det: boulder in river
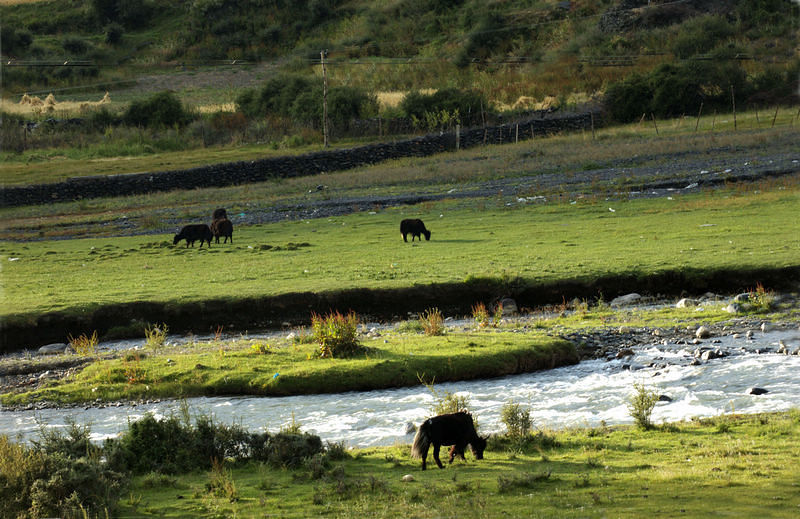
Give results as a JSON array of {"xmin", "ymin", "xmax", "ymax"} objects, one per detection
[
  {"xmin": 695, "ymin": 326, "xmax": 712, "ymax": 339},
  {"xmin": 676, "ymin": 298, "xmax": 698, "ymax": 308},
  {"xmin": 747, "ymin": 387, "xmax": 769, "ymax": 395}
]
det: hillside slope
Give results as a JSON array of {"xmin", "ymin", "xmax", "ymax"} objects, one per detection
[{"xmin": 2, "ymin": 0, "xmax": 797, "ymax": 112}]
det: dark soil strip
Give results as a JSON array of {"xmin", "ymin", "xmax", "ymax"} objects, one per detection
[{"xmin": 3, "ymin": 265, "xmax": 798, "ymax": 353}]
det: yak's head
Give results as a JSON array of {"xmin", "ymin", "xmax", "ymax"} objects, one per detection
[
  {"xmin": 470, "ymin": 435, "xmax": 488, "ymax": 460},
  {"xmin": 424, "ymin": 230, "xmax": 431, "ymax": 241},
  {"xmin": 173, "ymin": 234, "xmax": 181, "ymax": 245}
]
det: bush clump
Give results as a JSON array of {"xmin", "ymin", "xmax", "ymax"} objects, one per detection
[
  {"xmin": 628, "ymin": 382, "xmax": 660, "ymax": 430},
  {"xmin": 500, "ymin": 400, "xmax": 532, "ymax": 438},
  {"xmin": 311, "ymin": 310, "xmax": 361, "ymax": 358},
  {"xmin": 1, "ymin": 422, "xmax": 127, "ymax": 519},
  {"xmin": 123, "ymin": 91, "xmax": 192, "ymax": 129}
]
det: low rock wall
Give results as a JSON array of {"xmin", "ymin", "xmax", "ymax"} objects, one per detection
[{"xmin": 0, "ymin": 111, "xmax": 601, "ymax": 208}]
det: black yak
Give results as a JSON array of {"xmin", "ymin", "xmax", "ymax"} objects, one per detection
[
  {"xmin": 210, "ymin": 218, "xmax": 233, "ymax": 244},
  {"xmin": 400, "ymin": 219, "xmax": 431, "ymax": 242},
  {"xmin": 410, "ymin": 411, "xmax": 487, "ymax": 470},
  {"xmin": 173, "ymin": 224, "xmax": 213, "ymax": 248}
]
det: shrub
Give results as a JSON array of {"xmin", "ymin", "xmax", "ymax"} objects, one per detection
[
  {"xmin": 748, "ymin": 282, "xmax": 775, "ymax": 311},
  {"xmin": 68, "ymin": 330, "xmax": 98, "ymax": 356},
  {"xmin": 628, "ymin": 382, "xmax": 660, "ymax": 430},
  {"xmin": 500, "ymin": 401, "xmax": 532, "ymax": 438},
  {"xmin": 401, "ymin": 88, "xmax": 488, "ymax": 127},
  {"xmin": 311, "ymin": 310, "xmax": 361, "ymax": 358},
  {"xmin": 1, "ymin": 424, "xmax": 128, "ymax": 519},
  {"xmin": 144, "ymin": 322, "xmax": 168, "ymax": 350},
  {"xmin": 419, "ymin": 307, "xmax": 445, "ymax": 336},
  {"xmin": 61, "ymin": 35, "xmax": 89, "ymax": 55},
  {"xmin": 104, "ymin": 22, "xmax": 124, "ymax": 45},
  {"xmin": 124, "ymin": 91, "xmax": 191, "ymax": 129},
  {"xmin": 472, "ymin": 302, "xmax": 490, "ymax": 327}
]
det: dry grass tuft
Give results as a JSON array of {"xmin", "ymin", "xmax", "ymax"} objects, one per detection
[{"xmin": 4, "ymin": 92, "xmax": 112, "ymax": 116}]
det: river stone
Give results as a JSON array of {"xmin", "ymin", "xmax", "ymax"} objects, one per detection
[
  {"xmin": 402, "ymin": 474, "xmax": 415, "ymax": 482},
  {"xmin": 760, "ymin": 322, "xmax": 773, "ymax": 333},
  {"xmin": 37, "ymin": 343, "xmax": 68, "ymax": 355},
  {"xmin": 695, "ymin": 326, "xmax": 711, "ymax": 339},
  {"xmin": 676, "ymin": 298, "xmax": 698, "ymax": 308},
  {"xmin": 725, "ymin": 303, "xmax": 742, "ymax": 314},
  {"xmin": 658, "ymin": 395, "xmax": 673, "ymax": 402},
  {"xmin": 701, "ymin": 349, "xmax": 723, "ymax": 361},
  {"xmin": 610, "ymin": 293, "xmax": 641, "ymax": 307},
  {"xmin": 733, "ymin": 293, "xmax": 750, "ymax": 303},
  {"xmin": 499, "ymin": 298, "xmax": 518, "ymax": 315},
  {"xmin": 405, "ymin": 422, "xmax": 417, "ymax": 435},
  {"xmin": 747, "ymin": 387, "xmax": 769, "ymax": 395}
]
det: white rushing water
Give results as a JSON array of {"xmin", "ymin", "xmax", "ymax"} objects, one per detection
[{"xmin": 1, "ymin": 329, "xmax": 798, "ymax": 447}]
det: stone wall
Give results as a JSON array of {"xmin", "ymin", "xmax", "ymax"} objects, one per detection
[{"xmin": 0, "ymin": 111, "xmax": 602, "ymax": 208}]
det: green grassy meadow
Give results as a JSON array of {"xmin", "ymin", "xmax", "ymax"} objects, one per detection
[
  {"xmin": 0, "ymin": 329, "xmax": 577, "ymax": 406},
  {"xmin": 117, "ymin": 411, "xmax": 800, "ymax": 519},
  {"xmin": 2, "ymin": 182, "xmax": 798, "ymax": 319}
]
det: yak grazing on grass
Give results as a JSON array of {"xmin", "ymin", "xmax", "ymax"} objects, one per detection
[
  {"xmin": 210, "ymin": 218, "xmax": 233, "ymax": 244},
  {"xmin": 400, "ymin": 219, "xmax": 431, "ymax": 242},
  {"xmin": 173, "ymin": 224, "xmax": 213, "ymax": 248}
]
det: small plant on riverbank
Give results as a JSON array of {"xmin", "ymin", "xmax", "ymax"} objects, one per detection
[
  {"xmin": 471, "ymin": 302, "xmax": 503, "ymax": 328},
  {"xmin": 249, "ymin": 341, "xmax": 272, "ymax": 354},
  {"xmin": 501, "ymin": 400, "xmax": 532, "ymax": 438},
  {"xmin": 68, "ymin": 330, "xmax": 98, "ymax": 356},
  {"xmin": 311, "ymin": 311, "xmax": 361, "ymax": 358},
  {"xmin": 144, "ymin": 323, "xmax": 168, "ymax": 350},
  {"xmin": 419, "ymin": 307, "xmax": 445, "ymax": 336},
  {"xmin": 419, "ymin": 375, "xmax": 472, "ymax": 417},
  {"xmin": 748, "ymin": 282, "xmax": 775, "ymax": 311},
  {"xmin": 206, "ymin": 458, "xmax": 238, "ymax": 502},
  {"xmin": 472, "ymin": 302, "xmax": 490, "ymax": 327},
  {"xmin": 628, "ymin": 382, "xmax": 660, "ymax": 430}
]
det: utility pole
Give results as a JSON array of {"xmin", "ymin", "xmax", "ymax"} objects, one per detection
[{"xmin": 321, "ymin": 49, "xmax": 329, "ymax": 148}]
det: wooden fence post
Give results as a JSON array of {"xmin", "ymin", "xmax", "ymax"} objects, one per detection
[
  {"xmin": 650, "ymin": 113, "xmax": 659, "ymax": 135},
  {"xmin": 694, "ymin": 101, "xmax": 703, "ymax": 132},
  {"xmin": 771, "ymin": 106, "xmax": 778, "ymax": 128},
  {"xmin": 731, "ymin": 85, "xmax": 737, "ymax": 131}
]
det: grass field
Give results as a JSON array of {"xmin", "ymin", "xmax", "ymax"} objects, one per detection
[
  {"xmin": 2, "ymin": 182, "xmax": 798, "ymax": 319},
  {"xmin": 116, "ymin": 411, "xmax": 800, "ymax": 518}
]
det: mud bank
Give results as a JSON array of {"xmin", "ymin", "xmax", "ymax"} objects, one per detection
[{"xmin": 3, "ymin": 265, "xmax": 799, "ymax": 353}]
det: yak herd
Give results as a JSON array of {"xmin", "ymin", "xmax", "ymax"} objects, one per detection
[
  {"xmin": 173, "ymin": 208, "xmax": 234, "ymax": 248},
  {"xmin": 173, "ymin": 212, "xmax": 431, "ymax": 248}
]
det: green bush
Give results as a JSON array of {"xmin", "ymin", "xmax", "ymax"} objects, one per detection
[
  {"xmin": 124, "ymin": 91, "xmax": 192, "ymax": 129},
  {"xmin": 401, "ymin": 88, "xmax": 487, "ymax": 126},
  {"xmin": 1, "ymin": 424, "xmax": 127, "ymax": 519},
  {"xmin": 672, "ymin": 14, "xmax": 735, "ymax": 59},
  {"xmin": 61, "ymin": 35, "xmax": 89, "ymax": 55},
  {"xmin": 311, "ymin": 310, "xmax": 361, "ymax": 358},
  {"xmin": 628, "ymin": 382, "xmax": 660, "ymax": 430},
  {"xmin": 500, "ymin": 401, "xmax": 532, "ymax": 438}
]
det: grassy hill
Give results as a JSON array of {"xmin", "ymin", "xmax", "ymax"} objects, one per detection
[{"xmin": 2, "ymin": 0, "xmax": 797, "ymax": 112}]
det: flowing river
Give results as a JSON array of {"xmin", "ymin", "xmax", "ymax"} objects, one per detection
[{"xmin": 2, "ymin": 328, "xmax": 798, "ymax": 447}]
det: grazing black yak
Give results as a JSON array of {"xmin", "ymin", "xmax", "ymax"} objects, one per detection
[
  {"xmin": 400, "ymin": 219, "xmax": 431, "ymax": 242},
  {"xmin": 210, "ymin": 218, "xmax": 233, "ymax": 244},
  {"xmin": 410, "ymin": 411, "xmax": 487, "ymax": 470},
  {"xmin": 212, "ymin": 208, "xmax": 228, "ymax": 220},
  {"xmin": 173, "ymin": 224, "xmax": 213, "ymax": 248}
]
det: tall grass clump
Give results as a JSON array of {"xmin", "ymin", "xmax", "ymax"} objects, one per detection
[
  {"xmin": 144, "ymin": 322, "xmax": 168, "ymax": 350},
  {"xmin": 748, "ymin": 282, "xmax": 775, "ymax": 311},
  {"xmin": 68, "ymin": 330, "xmax": 98, "ymax": 356},
  {"xmin": 628, "ymin": 382, "xmax": 660, "ymax": 430},
  {"xmin": 419, "ymin": 375, "xmax": 472, "ymax": 417},
  {"xmin": 419, "ymin": 307, "xmax": 445, "ymax": 336},
  {"xmin": 311, "ymin": 310, "xmax": 361, "ymax": 358},
  {"xmin": 500, "ymin": 400, "xmax": 532, "ymax": 438}
]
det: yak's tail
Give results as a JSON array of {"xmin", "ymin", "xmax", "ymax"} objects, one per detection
[{"xmin": 410, "ymin": 423, "xmax": 430, "ymax": 459}]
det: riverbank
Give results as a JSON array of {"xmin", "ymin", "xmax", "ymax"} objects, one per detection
[
  {"xmin": 3, "ymin": 290, "xmax": 797, "ymax": 411},
  {"xmin": 118, "ymin": 410, "xmax": 800, "ymax": 518}
]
